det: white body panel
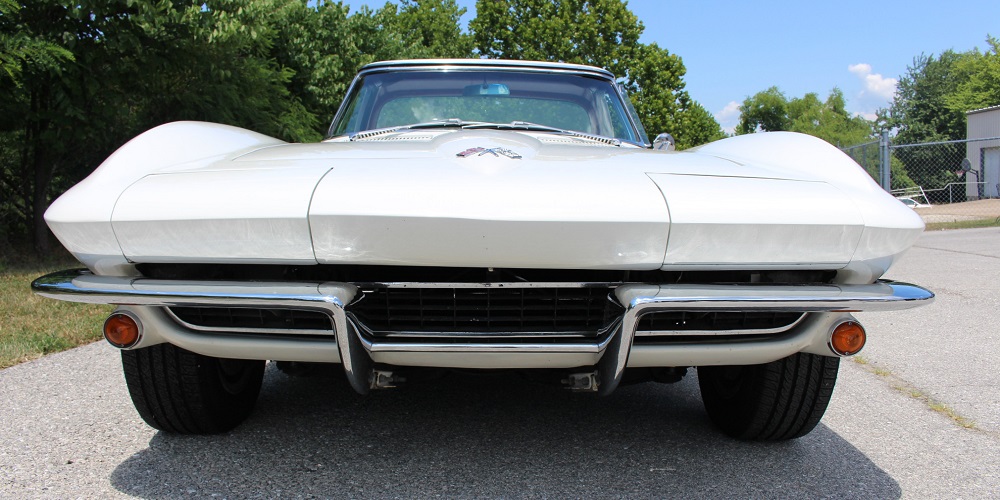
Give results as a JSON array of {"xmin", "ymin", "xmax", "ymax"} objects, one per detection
[
  {"xmin": 45, "ymin": 122, "xmax": 284, "ymax": 273},
  {"xmin": 650, "ymin": 174, "xmax": 865, "ymax": 268},
  {"xmin": 309, "ymin": 133, "xmax": 670, "ymax": 269},
  {"xmin": 46, "ymin": 123, "xmax": 924, "ymax": 280},
  {"xmin": 112, "ymin": 166, "xmax": 329, "ymax": 263}
]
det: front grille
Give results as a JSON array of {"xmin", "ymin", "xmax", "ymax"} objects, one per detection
[
  {"xmin": 349, "ymin": 287, "xmax": 623, "ymax": 335},
  {"xmin": 637, "ymin": 311, "xmax": 804, "ymax": 334},
  {"xmin": 164, "ymin": 290, "xmax": 803, "ymax": 341},
  {"xmin": 168, "ymin": 307, "xmax": 332, "ymax": 332}
]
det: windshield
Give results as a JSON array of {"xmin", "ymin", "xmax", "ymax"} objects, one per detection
[{"xmin": 328, "ymin": 69, "xmax": 648, "ymax": 145}]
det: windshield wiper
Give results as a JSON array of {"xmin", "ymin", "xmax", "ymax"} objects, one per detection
[
  {"xmin": 462, "ymin": 121, "xmax": 622, "ymax": 146},
  {"xmin": 349, "ymin": 118, "xmax": 486, "ymax": 141}
]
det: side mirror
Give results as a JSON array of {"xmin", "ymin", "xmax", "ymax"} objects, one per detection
[{"xmin": 653, "ymin": 133, "xmax": 675, "ymax": 151}]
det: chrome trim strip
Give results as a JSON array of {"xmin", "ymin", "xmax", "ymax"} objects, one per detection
[
  {"xmin": 33, "ymin": 271, "xmax": 933, "ymax": 326},
  {"xmin": 360, "ymin": 330, "xmax": 603, "ymax": 339},
  {"xmin": 357, "ymin": 282, "xmax": 620, "ymax": 289},
  {"xmin": 163, "ymin": 307, "xmax": 335, "ymax": 337},
  {"xmin": 32, "ymin": 270, "xmax": 357, "ymax": 311},
  {"xmin": 119, "ymin": 306, "xmax": 345, "ymax": 363},
  {"xmin": 634, "ymin": 313, "xmax": 807, "ymax": 337},
  {"xmin": 359, "ymin": 59, "xmax": 616, "ymax": 78},
  {"xmin": 613, "ymin": 282, "xmax": 934, "ymax": 313},
  {"xmin": 32, "ymin": 269, "xmax": 368, "ymax": 394},
  {"xmin": 347, "ymin": 307, "xmax": 621, "ymax": 339},
  {"xmin": 595, "ymin": 281, "xmax": 934, "ymax": 394},
  {"xmin": 352, "ymin": 317, "xmax": 621, "ymax": 355},
  {"xmin": 330, "ymin": 64, "xmax": 614, "ymax": 139},
  {"xmin": 326, "ymin": 61, "xmax": 647, "ymax": 146},
  {"xmin": 34, "ymin": 270, "xmax": 933, "ymax": 394}
]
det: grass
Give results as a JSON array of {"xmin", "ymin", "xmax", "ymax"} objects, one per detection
[
  {"xmin": 0, "ymin": 249, "xmax": 111, "ymax": 369},
  {"xmin": 851, "ymin": 357, "xmax": 979, "ymax": 431},
  {"xmin": 925, "ymin": 217, "xmax": 1000, "ymax": 231}
]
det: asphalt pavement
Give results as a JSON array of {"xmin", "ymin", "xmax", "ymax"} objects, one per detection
[{"xmin": 2, "ymin": 228, "xmax": 999, "ymax": 498}]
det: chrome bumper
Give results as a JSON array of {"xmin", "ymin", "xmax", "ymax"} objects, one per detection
[{"xmin": 33, "ymin": 270, "xmax": 934, "ymax": 395}]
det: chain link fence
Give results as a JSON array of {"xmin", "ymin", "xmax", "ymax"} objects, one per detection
[{"xmin": 842, "ymin": 135, "xmax": 1000, "ymax": 224}]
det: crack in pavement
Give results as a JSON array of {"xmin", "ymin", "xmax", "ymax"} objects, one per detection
[
  {"xmin": 850, "ymin": 358, "xmax": 1000, "ymax": 441},
  {"xmin": 913, "ymin": 244, "xmax": 1000, "ymax": 260}
]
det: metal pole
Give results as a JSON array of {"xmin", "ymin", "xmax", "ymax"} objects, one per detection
[{"xmin": 879, "ymin": 130, "xmax": 891, "ymax": 191}]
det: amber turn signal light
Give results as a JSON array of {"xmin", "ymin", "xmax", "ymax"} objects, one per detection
[
  {"xmin": 104, "ymin": 313, "xmax": 140, "ymax": 348},
  {"xmin": 830, "ymin": 321, "xmax": 866, "ymax": 356}
]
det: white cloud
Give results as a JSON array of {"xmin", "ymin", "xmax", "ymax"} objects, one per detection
[
  {"xmin": 716, "ymin": 101, "xmax": 741, "ymax": 121},
  {"xmin": 715, "ymin": 101, "xmax": 741, "ymax": 134},
  {"xmin": 848, "ymin": 63, "xmax": 897, "ymax": 101}
]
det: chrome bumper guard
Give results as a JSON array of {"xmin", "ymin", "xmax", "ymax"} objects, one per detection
[{"xmin": 32, "ymin": 270, "xmax": 934, "ymax": 395}]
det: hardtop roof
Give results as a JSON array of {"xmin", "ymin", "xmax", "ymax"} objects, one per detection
[{"xmin": 360, "ymin": 59, "xmax": 616, "ymax": 79}]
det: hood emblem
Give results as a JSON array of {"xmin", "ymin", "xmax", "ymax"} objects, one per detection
[{"xmin": 456, "ymin": 147, "xmax": 522, "ymax": 159}]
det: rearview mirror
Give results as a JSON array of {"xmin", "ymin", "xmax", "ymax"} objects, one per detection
[{"xmin": 463, "ymin": 83, "xmax": 510, "ymax": 96}]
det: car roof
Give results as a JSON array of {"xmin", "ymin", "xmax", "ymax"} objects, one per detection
[{"xmin": 360, "ymin": 59, "xmax": 616, "ymax": 79}]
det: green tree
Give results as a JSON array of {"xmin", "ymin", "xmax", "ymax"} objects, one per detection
[
  {"xmin": 885, "ymin": 51, "xmax": 967, "ymax": 144},
  {"xmin": 470, "ymin": 0, "xmax": 723, "ymax": 149},
  {"xmin": 392, "ymin": 0, "xmax": 473, "ymax": 58},
  {"xmin": 625, "ymin": 42, "xmax": 724, "ymax": 149},
  {"xmin": 882, "ymin": 51, "xmax": 970, "ymax": 193},
  {"xmin": 0, "ymin": 0, "xmax": 73, "ymax": 83},
  {"xmin": 1, "ymin": 0, "xmax": 476, "ymax": 253},
  {"xmin": 0, "ymin": 0, "xmax": 322, "ymax": 252},
  {"xmin": 472, "ymin": 0, "xmax": 641, "ymax": 77},
  {"xmin": 0, "ymin": 0, "xmax": 74, "ymax": 251},
  {"xmin": 269, "ymin": 0, "xmax": 473, "ymax": 135},
  {"xmin": 945, "ymin": 36, "xmax": 1000, "ymax": 114},
  {"xmin": 736, "ymin": 86, "xmax": 789, "ymax": 134},
  {"xmin": 736, "ymin": 87, "xmax": 873, "ymax": 147}
]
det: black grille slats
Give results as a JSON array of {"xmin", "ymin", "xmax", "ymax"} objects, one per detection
[
  {"xmin": 166, "ymin": 291, "xmax": 804, "ymax": 341},
  {"xmin": 350, "ymin": 287, "xmax": 622, "ymax": 335}
]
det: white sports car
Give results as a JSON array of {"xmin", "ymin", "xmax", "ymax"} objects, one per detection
[{"xmin": 33, "ymin": 59, "xmax": 933, "ymax": 440}]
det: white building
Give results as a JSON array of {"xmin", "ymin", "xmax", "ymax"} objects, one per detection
[{"xmin": 966, "ymin": 105, "xmax": 1000, "ymax": 199}]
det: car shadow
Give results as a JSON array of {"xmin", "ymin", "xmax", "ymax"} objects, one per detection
[{"xmin": 110, "ymin": 364, "xmax": 900, "ymax": 498}]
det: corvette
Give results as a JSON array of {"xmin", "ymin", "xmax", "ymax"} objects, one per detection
[{"xmin": 33, "ymin": 59, "xmax": 933, "ymax": 439}]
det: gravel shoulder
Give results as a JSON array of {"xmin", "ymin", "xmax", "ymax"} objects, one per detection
[{"xmin": 916, "ymin": 198, "xmax": 1000, "ymax": 222}]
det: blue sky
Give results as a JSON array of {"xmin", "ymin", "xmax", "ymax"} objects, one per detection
[{"xmin": 343, "ymin": 0, "xmax": 1000, "ymax": 133}]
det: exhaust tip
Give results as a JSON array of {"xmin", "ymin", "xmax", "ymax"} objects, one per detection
[
  {"xmin": 104, "ymin": 313, "xmax": 141, "ymax": 349},
  {"xmin": 829, "ymin": 321, "xmax": 866, "ymax": 356}
]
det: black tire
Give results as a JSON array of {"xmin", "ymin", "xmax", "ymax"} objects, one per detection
[
  {"xmin": 697, "ymin": 352, "xmax": 839, "ymax": 441},
  {"xmin": 121, "ymin": 343, "xmax": 266, "ymax": 434}
]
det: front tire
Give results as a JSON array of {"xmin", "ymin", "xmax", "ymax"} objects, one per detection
[
  {"xmin": 698, "ymin": 352, "xmax": 839, "ymax": 441},
  {"xmin": 122, "ymin": 344, "xmax": 266, "ymax": 434}
]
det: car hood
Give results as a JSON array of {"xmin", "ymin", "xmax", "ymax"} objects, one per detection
[
  {"xmin": 231, "ymin": 130, "xmax": 823, "ymax": 182},
  {"xmin": 49, "ymin": 126, "xmax": 923, "ymax": 279}
]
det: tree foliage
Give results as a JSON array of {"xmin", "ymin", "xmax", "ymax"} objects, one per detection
[
  {"xmin": 472, "ymin": 0, "xmax": 641, "ymax": 77},
  {"xmin": 471, "ymin": 0, "xmax": 723, "ymax": 149},
  {"xmin": 736, "ymin": 87, "xmax": 788, "ymax": 134},
  {"xmin": 736, "ymin": 87, "xmax": 874, "ymax": 147},
  {"xmin": 884, "ymin": 51, "xmax": 968, "ymax": 145},
  {"xmin": 0, "ymin": 0, "xmax": 474, "ymax": 252},
  {"xmin": 391, "ymin": 0, "xmax": 473, "ymax": 58},
  {"xmin": 945, "ymin": 36, "xmax": 1000, "ymax": 116},
  {"xmin": 879, "ymin": 41, "xmax": 1000, "ymax": 194},
  {"xmin": 2, "ymin": 0, "xmax": 724, "ymax": 253}
]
